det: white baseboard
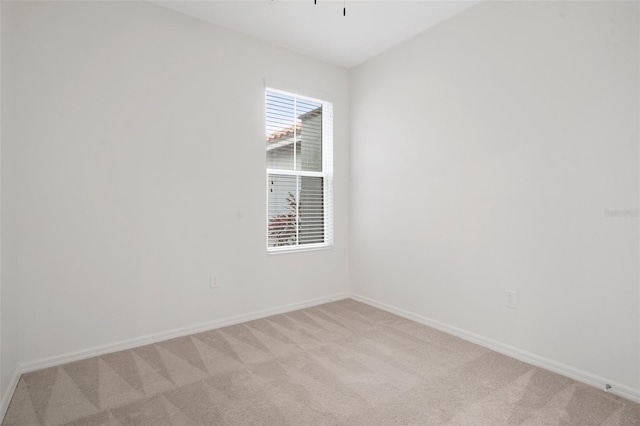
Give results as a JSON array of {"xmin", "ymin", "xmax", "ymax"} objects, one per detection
[
  {"xmin": 20, "ymin": 292, "xmax": 349, "ymax": 374},
  {"xmin": 350, "ymin": 293, "xmax": 640, "ymax": 403},
  {"xmin": 4, "ymin": 289, "xmax": 637, "ymax": 424},
  {"xmin": 1, "ymin": 292, "xmax": 347, "ymax": 423},
  {"xmin": 1, "ymin": 367, "xmax": 20, "ymax": 422}
]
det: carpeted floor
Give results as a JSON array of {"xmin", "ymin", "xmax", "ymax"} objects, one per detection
[{"xmin": 3, "ymin": 299, "xmax": 639, "ymax": 425}]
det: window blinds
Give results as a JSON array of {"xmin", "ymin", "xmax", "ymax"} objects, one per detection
[{"xmin": 266, "ymin": 89, "xmax": 333, "ymax": 250}]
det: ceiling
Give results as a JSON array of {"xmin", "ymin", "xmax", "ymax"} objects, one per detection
[{"xmin": 154, "ymin": 0, "xmax": 478, "ymax": 68}]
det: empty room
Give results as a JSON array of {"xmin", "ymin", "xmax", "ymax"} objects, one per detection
[{"xmin": 0, "ymin": 0, "xmax": 639, "ymax": 424}]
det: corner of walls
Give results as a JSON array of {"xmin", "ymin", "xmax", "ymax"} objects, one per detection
[
  {"xmin": 0, "ymin": 0, "xmax": 3, "ymax": 408},
  {"xmin": 0, "ymin": 1, "xmax": 21, "ymax": 421},
  {"xmin": 635, "ymin": 0, "xmax": 640, "ymax": 400},
  {"xmin": 0, "ymin": 0, "xmax": 3, "ymax": 412},
  {"xmin": 0, "ymin": 1, "xmax": 20, "ymax": 421},
  {"xmin": 0, "ymin": 368, "xmax": 19, "ymax": 422}
]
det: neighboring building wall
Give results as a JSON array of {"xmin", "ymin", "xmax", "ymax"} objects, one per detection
[
  {"xmin": 267, "ymin": 108, "xmax": 325, "ymax": 246},
  {"xmin": 299, "ymin": 111, "xmax": 324, "ymax": 245}
]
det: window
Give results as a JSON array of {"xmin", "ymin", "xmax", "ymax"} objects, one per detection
[{"xmin": 266, "ymin": 88, "xmax": 333, "ymax": 252}]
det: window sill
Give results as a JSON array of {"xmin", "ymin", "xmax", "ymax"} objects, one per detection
[{"xmin": 267, "ymin": 244, "xmax": 333, "ymax": 256}]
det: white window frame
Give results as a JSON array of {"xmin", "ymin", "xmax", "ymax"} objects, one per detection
[{"xmin": 265, "ymin": 87, "xmax": 334, "ymax": 254}]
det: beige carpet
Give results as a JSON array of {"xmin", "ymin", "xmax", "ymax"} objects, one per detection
[{"xmin": 3, "ymin": 299, "xmax": 639, "ymax": 425}]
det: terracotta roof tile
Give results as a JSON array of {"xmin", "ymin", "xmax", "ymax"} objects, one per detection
[{"xmin": 266, "ymin": 123, "xmax": 301, "ymax": 142}]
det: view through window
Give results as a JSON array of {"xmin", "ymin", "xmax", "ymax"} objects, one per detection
[{"xmin": 266, "ymin": 89, "xmax": 333, "ymax": 251}]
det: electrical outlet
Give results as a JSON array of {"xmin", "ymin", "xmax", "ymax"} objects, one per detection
[
  {"xmin": 505, "ymin": 290, "xmax": 518, "ymax": 309},
  {"xmin": 210, "ymin": 275, "xmax": 219, "ymax": 289}
]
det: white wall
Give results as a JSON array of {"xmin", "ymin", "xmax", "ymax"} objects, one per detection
[
  {"xmin": 1, "ymin": 0, "xmax": 19, "ymax": 409},
  {"xmin": 3, "ymin": 0, "xmax": 638, "ymax": 408},
  {"xmin": 350, "ymin": 0, "xmax": 639, "ymax": 393},
  {"xmin": 0, "ymin": 0, "xmax": 3, "ymax": 401},
  {"xmin": 7, "ymin": 1, "xmax": 350, "ymax": 365}
]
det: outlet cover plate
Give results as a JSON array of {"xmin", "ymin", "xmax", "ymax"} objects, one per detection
[{"xmin": 505, "ymin": 290, "xmax": 518, "ymax": 309}]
